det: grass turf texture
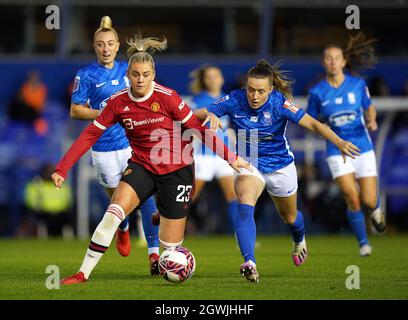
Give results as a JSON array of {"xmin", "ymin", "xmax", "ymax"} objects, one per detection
[{"xmin": 0, "ymin": 235, "xmax": 407, "ymax": 300}]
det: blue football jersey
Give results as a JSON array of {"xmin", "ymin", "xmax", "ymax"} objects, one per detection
[
  {"xmin": 190, "ymin": 91, "xmax": 231, "ymax": 156},
  {"xmin": 207, "ymin": 89, "xmax": 305, "ymax": 173},
  {"xmin": 71, "ymin": 60, "xmax": 129, "ymax": 152},
  {"xmin": 307, "ymin": 74, "xmax": 373, "ymax": 157}
]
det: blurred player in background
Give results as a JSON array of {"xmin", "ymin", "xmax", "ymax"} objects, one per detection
[
  {"xmin": 195, "ymin": 60, "xmax": 360, "ymax": 282},
  {"xmin": 70, "ymin": 16, "xmax": 160, "ymax": 269},
  {"xmin": 52, "ymin": 33, "xmax": 249, "ymax": 284},
  {"xmin": 189, "ymin": 65, "xmax": 238, "ymax": 231},
  {"xmin": 307, "ymin": 33, "xmax": 386, "ymax": 257}
]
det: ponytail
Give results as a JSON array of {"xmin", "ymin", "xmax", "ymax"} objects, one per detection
[
  {"xmin": 94, "ymin": 16, "xmax": 119, "ymax": 41},
  {"xmin": 127, "ymin": 32, "xmax": 167, "ymax": 69},
  {"xmin": 247, "ymin": 59, "xmax": 294, "ymax": 99}
]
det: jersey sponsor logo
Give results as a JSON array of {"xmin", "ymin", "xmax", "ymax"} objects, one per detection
[
  {"xmin": 73, "ymin": 76, "xmax": 80, "ymax": 92},
  {"xmin": 177, "ymin": 101, "xmax": 185, "ymax": 110},
  {"xmin": 335, "ymin": 97, "xmax": 343, "ymax": 104},
  {"xmin": 111, "ymin": 79, "xmax": 119, "ymax": 85},
  {"xmin": 250, "ymin": 116, "xmax": 258, "ymax": 122},
  {"xmin": 283, "ymin": 100, "xmax": 300, "ymax": 113},
  {"xmin": 347, "ymin": 92, "xmax": 356, "ymax": 104},
  {"xmin": 329, "ymin": 110, "xmax": 357, "ymax": 127},
  {"xmin": 151, "ymin": 102, "xmax": 161, "ymax": 112},
  {"xmin": 96, "ymin": 81, "xmax": 107, "ymax": 88},
  {"xmin": 237, "ymin": 131, "xmax": 273, "ymax": 143},
  {"xmin": 123, "ymin": 106, "xmax": 130, "ymax": 112},
  {"xmin": 214, "ymin": 95, "xmax": 229, "ymax": 104},
  {"xmin": 122, "ymin": 116, "xmax": 165, "ymax": 129}
]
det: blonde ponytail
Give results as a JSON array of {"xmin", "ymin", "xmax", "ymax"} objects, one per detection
[
  {"xmin": 94, "ymin": 16, "xmax": 119, "ymax": 41},
  {"xmin": 127, "ymin": 32, "xmax": 167, "ymax": 69}
]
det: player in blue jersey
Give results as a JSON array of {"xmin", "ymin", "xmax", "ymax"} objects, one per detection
[
  {"xmin": 70, "ymin": 16, "xmax": 160, "ymax": 274},
  {"xmin": 188, "ymin": 65, "xmax": 238, "ymax": 231},
  {"xmin": 307, "ymin": 33, "xmax": 386, "ymax": 257},
  {"xmin": 194, "ymin": 60, "xmax": 360, "ymax": 282}
]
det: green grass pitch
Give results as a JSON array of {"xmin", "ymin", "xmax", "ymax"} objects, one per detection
[{"xmin": 0, "ymin": 235, "xmax": 407, "ymax": 300}]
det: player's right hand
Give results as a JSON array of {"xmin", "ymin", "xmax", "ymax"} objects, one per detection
[
  {"xmin": 337, "ymin": 139, "xmax": 361, "ymax": 163},
  {"xmin": 230, "ymin": 156, "xmax": 252, "ymax": 173},
  {"xmin": 51, "ymin": 172, "xmax": 65, "ymax": 189},
  {"xmin": 202, "ymin": 112, "xmax": 223, "ymax": 131}
]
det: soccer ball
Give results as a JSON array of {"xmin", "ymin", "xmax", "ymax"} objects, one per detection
[{"xmin": 158, "ymin": 247, "xmax": 196, "ymax": 283}]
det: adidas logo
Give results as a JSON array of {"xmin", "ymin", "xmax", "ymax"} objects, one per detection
[{"xmin": 123, "ymin": 106, "xmax": 130, "ymax": 112}]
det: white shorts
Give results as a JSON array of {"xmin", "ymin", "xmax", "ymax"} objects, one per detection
[
  {"xmin": 91, "ymin": 146, "xmax": 132, "ymax": 188},
  {"xmin": 194, "ymin": 154, "xmax": 234, "ymax": 181},
  {"xmin": 326, "ymin": 150, "xmax": 378, "ymax": 180},
  {"xmin": 234, "ymin": 162, "xmax": 298, "ymax": 197}
]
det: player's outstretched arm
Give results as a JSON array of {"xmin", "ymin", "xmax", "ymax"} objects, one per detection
[
  {"xmin": 51, "ymin": 172, "xmax": 65, "ymax": 189},
  {"xmin": 298, "ymin": 113, "xmax": 360, "ymax": 163},
  {"xmin": 193, "ymin": 108, "xmax": 223, "ymax": 131},
  {"xmin": 70, "ymin": 103, "xmax": 100, "ymax": 120}
]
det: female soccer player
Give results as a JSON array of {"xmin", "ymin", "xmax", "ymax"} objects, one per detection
[
  {"xmin": 189, "ymin": 65, "xmax": 238, "ymax": 230},
  {"xmin": 194, "ymin": 60, "xmax": 360, "ymax": 282},
  {"xmin": 52, "ymin": 33, "xmax": 249, "ymax": 285},
  {"xmin": 307, "ymin": 33, "xmax": 386, "ymax": 257},
  {"xmin": 70, "ymin": 16, "xmax": 160, "ymax": 270}
]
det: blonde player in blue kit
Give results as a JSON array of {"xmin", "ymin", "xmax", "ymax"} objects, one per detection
[
  {"xmin": 70, "ymin": 16, "xmax": 160, "ymax": 274},
  {"xmin": 307, "ymin": 33, "xmax": 386, "ymax": 257},
  {"xmin": 194, "ymin": 60, "xmax": 360, "ymax": 282}
]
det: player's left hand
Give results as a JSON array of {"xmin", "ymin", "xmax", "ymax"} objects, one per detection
[
  {"xmin": 366, "ymin": 120, "xmax": 378, "ymax": 131},
  {"xmin": 202, "ymin": 112, "xmax": 223, "ymax": 131},
  {"xmin": 337, "ymin": 139, "xmax": 361, "ymax": 163}
]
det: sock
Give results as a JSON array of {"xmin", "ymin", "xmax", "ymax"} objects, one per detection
[
  {"xmin": 118, "ymin": 217, "xmax": 129, "ymax": 232},
  {"xmin": 140, "ymin": 196, "xmax": 159, "ymax": 254},
  {"xmin": 235, "ymin": 204, "xmax": 257, "ymax": 264},
  {"xmin": 159, "ymin": 238, "xmax": 183, "ymax": 251},
  {"xmin": 346, "ymin": 210, "xmax": 369, "ymax": 247},
  {"xmin": 227, "ymin": 200, "xmax": 239, "ymax": 230},
  {"xmin": 79, "ymin": 204, "xmax": 125, "ymax": 279},
  {"xmin": 287, "ymin": 211, "xmax": 305, "ymax": 244}
]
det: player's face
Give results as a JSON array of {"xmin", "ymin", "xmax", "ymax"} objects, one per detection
[
  {"xmin": 246, "ymin": 77, "xmax": 272, "ymax": 109},
  {"xmin": 322, "ymin": 47, "xmax": 346, "ymax": 77},
  {"xmin": 93, "ymin": 31, "xmax": 119, "ymax": 68},
  {"xmin": 127, "ymin": 62, "xmax": 155, "ymax": 97},
  {"xmin": 203, "ymin": 68, "xmax": 224, "ymax": 93}
]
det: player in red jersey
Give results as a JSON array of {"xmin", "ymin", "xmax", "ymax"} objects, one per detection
[{"xmin": 52, "ymin": 33, "xmax": 250, "ymax": 284}]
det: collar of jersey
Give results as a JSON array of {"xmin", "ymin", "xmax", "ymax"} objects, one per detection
[{"xmin": 127, "ymin": 81, "xmax": 155, "ymax": 102}]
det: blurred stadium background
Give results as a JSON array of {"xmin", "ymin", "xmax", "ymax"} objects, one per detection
[{"xmin": 1, "ymin": 0, "xmax": 408, "ymax": 240}]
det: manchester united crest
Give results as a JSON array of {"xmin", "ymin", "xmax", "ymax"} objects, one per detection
[{"xmin": 151, "ymin": 102, "xmax": 160, "ymax": 112}]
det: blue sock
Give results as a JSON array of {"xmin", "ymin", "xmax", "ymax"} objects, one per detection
[
  {"xmin": 287, "ymin": 211, "xmax": 305, "ymax": 243},
  {"xmin": 235, "ymin": 204, "xmax": 257, "ymax": 264},
  {"xmin": 346, "ymin": 210, "xmax": 369, "ymax": 247},
  {"xmin": 228, "ymin": 200, "xmax": 238, "ymax": 230},
  {"xmin": 140, "ymin": 196, "xmax": 159, "ymax": 250},
  {"xmin": 118, "ymin": 217, "xmax": 129, "ymax": 231}
]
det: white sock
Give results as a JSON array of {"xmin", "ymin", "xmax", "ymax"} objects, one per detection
[
  {"xmin": 79, "ymin": 204, "xmax": 125, "ymax": 279},
  {"xmin": 159, "ymin": 238, "xmax": 183, "ymax": 251},
  {"xmin": 148, "ymin": 247, "xmax": 160, "ymax": 256}
]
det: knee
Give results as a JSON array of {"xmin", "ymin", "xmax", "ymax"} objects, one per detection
[
  {"xmin": 343, "ymin": 191, "xmax": 361, "ymax": 211},
  {"xmin": 281, "ymin": 211, "xmax": 297, "ymax": 224}
]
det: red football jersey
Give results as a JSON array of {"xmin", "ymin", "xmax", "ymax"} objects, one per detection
[{"xmin": 55, "ymin": 82, "xmax": 236, "ymax": 178}]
